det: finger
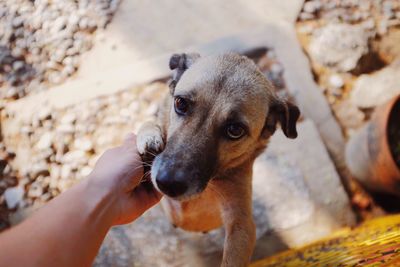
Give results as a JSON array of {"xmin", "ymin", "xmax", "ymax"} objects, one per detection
[
  {"xmin": 142, "ymin": 180, "xmax": 163, "ymax": 200},
  {"xmin": 123, "ymin": 132, "xmax": 137, "ymax": 146},
  {"xmin": 131, "ymin": 183, "xmax": 162, "ymax": 210}
]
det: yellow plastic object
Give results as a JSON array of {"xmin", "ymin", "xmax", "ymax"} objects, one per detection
[{"xmin": 251, "ymin": 215, "xmax": 400, "ymax": 267}]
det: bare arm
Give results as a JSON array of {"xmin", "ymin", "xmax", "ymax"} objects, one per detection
[{"xmin": 0, "ymin": 133, "xmax": 161, "ymax": 267}]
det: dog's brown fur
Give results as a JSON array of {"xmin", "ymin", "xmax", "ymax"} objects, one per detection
[{"xmin": 137, "ymin": 53, "xmax": 300, "ymax": 267}]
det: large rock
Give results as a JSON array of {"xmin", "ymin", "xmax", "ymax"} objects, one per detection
[
  {"xmin": 309, "ymin": 23, "xmax": 369, "ymax": 72},
  {"xmin": 351, "ymin": 60, "xmax": 400, "ymax": 108},
  {"xmin": 94, "ymin": 120, "xmax": 354, "ymax": 267}
]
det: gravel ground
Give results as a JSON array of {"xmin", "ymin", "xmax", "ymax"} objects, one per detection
[
  {"xmin": 298, "ymin": 0, "xmax": 400, "ymax": 28},
  {"xmin": 0, "ymin": 0, "xmax": 120, "ymax": 101}
]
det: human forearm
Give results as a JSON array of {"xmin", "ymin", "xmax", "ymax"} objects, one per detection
[
  {"xmin": 0, "ymin": 134, "xmax": 161, "ymax": 267},
  {"xmin": 0, "ymin": 178, "xmax": 115, "ymax": 267}
]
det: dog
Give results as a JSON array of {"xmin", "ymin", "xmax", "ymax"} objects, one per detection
[{"xmin": 137, "ymin": 52, "xmax": 300, "ymax": 267}]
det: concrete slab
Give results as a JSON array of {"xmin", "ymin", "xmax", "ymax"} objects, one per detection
[{"xmin": 79, "ymin": 0, "xmax": 304, "ymax": 76}]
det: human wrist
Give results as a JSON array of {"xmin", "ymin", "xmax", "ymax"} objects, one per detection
[{"xmin": 81, "ymin": 175, "xmax": 119, "ymax": 227}]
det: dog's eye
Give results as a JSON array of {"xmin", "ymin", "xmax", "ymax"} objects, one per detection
[
  {"xmin": 226, "ymin": 124, "xmax": 245, "ymax": 140},
  {"xmin": 174, "ymin": 96, "xmax": 189, "ymax": 115}
]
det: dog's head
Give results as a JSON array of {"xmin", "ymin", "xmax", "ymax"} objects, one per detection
[{"xmin": 151, "ymin": 53, "xmax": 300, "ymax": 200}]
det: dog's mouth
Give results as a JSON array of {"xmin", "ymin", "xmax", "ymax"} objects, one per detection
[
  {"xmin": 151, "ymin": 175, "xmax": 210, "ymax": 201},
  {"xmin": 149, "ymin": 148, "xmax": 218, "ymax": 200},
  {"xmin": 165, "ymin": 190, "xmax": 203, "ymax": 201},
  {"xmin": 150, "ymin": 164, "xmax": 211, "ymax": 200}
]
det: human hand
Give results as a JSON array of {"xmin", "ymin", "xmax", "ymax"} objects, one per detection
[{"xmin": 87, "ymin": 133, "xmax": 162, "ymax": 225}]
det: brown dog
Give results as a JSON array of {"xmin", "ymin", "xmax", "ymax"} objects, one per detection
[{"xmin": 137, "ymin": 53, "xmax": 300, "ymax": 267}]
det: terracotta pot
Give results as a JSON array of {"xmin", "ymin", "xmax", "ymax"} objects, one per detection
[{"xmin": 345, "ymin": 95, "xmax": 400, "ymax": 196}]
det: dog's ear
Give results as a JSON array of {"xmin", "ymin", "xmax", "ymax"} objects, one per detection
[
  {"xmin": 262, "ymin": 98, "xmax": 300, "ymax": 139},
  {"xmin": 168, "ymin": 53, "xmax": 200, "ymax": 94}
]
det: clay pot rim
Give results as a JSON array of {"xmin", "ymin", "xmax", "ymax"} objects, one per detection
[{"xmin": 383, "ymin": 95, "xmax": 400, "ymax": 172}]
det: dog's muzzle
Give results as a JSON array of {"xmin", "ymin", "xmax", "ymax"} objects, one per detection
[{"xmin": 155, "ymin": 168, "xmax": 188, "ymax": 198}]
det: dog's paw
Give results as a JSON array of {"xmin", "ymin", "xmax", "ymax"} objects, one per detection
[{"xmin": 137, "ymin": 133, "xmax": 164, "ymax": 157}]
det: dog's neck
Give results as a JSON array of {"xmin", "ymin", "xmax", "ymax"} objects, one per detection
[{"xmin": 213, "ymin": 156, "xmax": 255, "ymax": 183}]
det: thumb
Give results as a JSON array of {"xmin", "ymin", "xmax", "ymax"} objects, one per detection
[{"xmin": 130, "ymin": 182, "xmax": 162, "ymax": 214}]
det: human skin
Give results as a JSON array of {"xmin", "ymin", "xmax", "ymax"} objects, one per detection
[{"xmin": 0, "ymin": 133, "xmax": 161, "ymax": 267}]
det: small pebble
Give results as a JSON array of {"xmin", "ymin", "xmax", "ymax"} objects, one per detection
[
  {"xmin": 28, "ymin": 182, "xmax": 44, "ymax": 198},
  {"xmin": 303, "ymin": 1, "xmax": 321, "ymax": 14},
  {"xmin": 36, "ymin": 132, "xmax": 54, "ymax": 150},
  {"xmin": 4, "ymin": 187, "xmax": 24, "ymax": 209},
  {"xmin": 328, "ymin": 74, "xmax": 344, "ymax": 89}
]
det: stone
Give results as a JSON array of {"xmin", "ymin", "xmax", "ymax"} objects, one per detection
[
  {"xmin": 309, "ymin": 23, "xmax": 369, "ymax": 72},
  {"xmin": 19, "ymin": 177, "xmax": 31, "ymax": 188},
  {"xmin": 28, "ymin": 181, "xmax": 44, "ymax": 198},
  {"xmin": 38, "ymin": 106, "xmax": 53, "ymax": 121},
  {"xmin": 73, "ymin": 137, "xmax": 94, "ymax": 152},
  {"xmin": 60, "ymin": 164, "xmax": 72, "ymax": 180},
  {"xmin": 60, "ymin": 113, "xmax": 76, "ymax": 125},
  {"xmin": 12, "ymin": 16, "xmax": 24, "ymax": 28},
  {"xmin": 378, "ymin": 20, "xmax": 388, "ymax": 35},
  {"xmin": 298, "ymin": 12, "xmax": 315, "ymax": 20},
  {"xmin": 383, "ymin": 1, "xmax": 395, "ymax": 19},
  {"xmin": 35, "ymin": 132, "xmax": 54, "ymax": 150},
  {"xmin": 42, "ymin": 120, "xmax": 54, "ymax": 131},
  {"xmin": 334, "ymin": 99, "xmax": 365, "ymax": 130},
  {"xmin": 119, "ymin": 108, "xmax": 131, "ymax": 119},
  {"xmin": 57, "ymin": 179, "xmax": 74, "ymax": 192},
  {"xmin": 303, "ymin": 0, "xmax": 321, "ymax": 14},
  {"xmin": 129, "ymin": 101, "xmax": 140, "ymax": 113},
  {"xmin": 62, "ymin": 65, "xmax": 75, "ymax": 76},
  {"xmin": 62, "ymin": 150, "xmax": 87, "ymax": 165},
  {"xmin": 79, "ymin": 166, "xmax": 93, "ymax": 177},
  {"xmin": 38, "ymin": 148, "xmax": 54, "ymax": 161},
  {"xmin": 30, "ymin": 162, "xmax": 50, "ymax": 179},
  {"xmin": 68, "ymin": 13, "xmax": 81, "ymax": 27},
  {"xmin": 328, "ymin": 74, "xmax": 344, "ymax": 89},
  {"xmin": 51, "ymin": 17, "xmax": 67, "ymax": 34},
  {"xmin": 12, "ymin": 61, "xmax": 24, "ymax": 71},
  {"xmin": 89, "ymin": 154, "xmax": 102, "ymax": 168},
  {"xmin": 5, "ymin": 88, "xmax": 18, "ymax": 99},
  {"xmin": 351, "ymin": 60, "xmax": 400, "ymax": 108},
  {"xmin": 297, "ymin": 24, "xmax": 315, "ymax": 34},
  {"xmin": 377, "ymin": 28, "xmax": 400, "ymax": 65},
  {"xmin": 79, "ymin": 17, "xmax": 89, "ymax": 30},
  {"xmin": 40, "ymin": 192, "xmax": 52, "ymax": 202},
  {"xmin": 56, "ymin": 123, "xmax": 75, "ymax": 134},
  {"xmin": 4, "ymin": 187, "xmax": 24, "ymax": 209},
  {"xmin": 362, "ymin": 19, "xmax": 375, "ymax": 30}
]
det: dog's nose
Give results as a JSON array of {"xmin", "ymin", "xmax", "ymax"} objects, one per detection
[{"xmin": 156, "ymin": 170, "xmax": 188, "ymax": 198}]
